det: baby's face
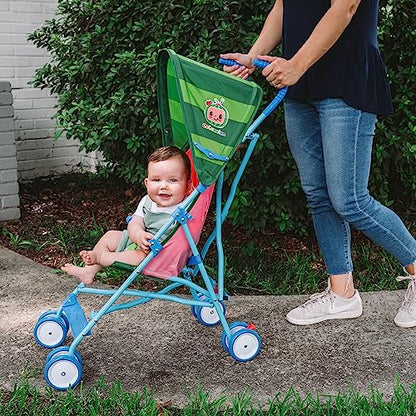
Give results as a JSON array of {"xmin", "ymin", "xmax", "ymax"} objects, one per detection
[{"xmin": 145, "ymin": 157, "xmax": 190, "ymax": 207}]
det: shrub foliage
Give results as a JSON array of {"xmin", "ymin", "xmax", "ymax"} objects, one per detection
[{"xmin": 29, "ymin": 0, "xmax": 416, "ymax": 234}]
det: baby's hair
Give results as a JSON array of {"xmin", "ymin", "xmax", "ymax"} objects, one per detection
[{"xmin": 147, "ymin": 146, "xmax": 191, "ymax": 180}]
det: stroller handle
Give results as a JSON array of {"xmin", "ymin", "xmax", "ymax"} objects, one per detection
[
  {"xmin": 218, "ymin": 57, "xmax": 287, "ymax": 114},
  {"xmin": 252, "ymin": 59, "xmax": 269, "ymax": 69},
  {"xmin": 218, "ymin": 57, "xmax": 270, "ymax": 69}
]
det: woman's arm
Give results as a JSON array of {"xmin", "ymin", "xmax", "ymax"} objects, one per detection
[
  {"xmin": 261, "ymin": 0, "xmax": 361, "ymax": 88},
  {"xmin": 220, "ymin": 0, "xmax": 283, "ymax": 78},
  {"xmin": 248, "ymin": 0, "xmax": 283, "ymax": 58}
]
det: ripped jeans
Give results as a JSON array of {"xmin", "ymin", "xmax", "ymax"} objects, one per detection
[{"xmin": 284, "ymin": 98, "xmax": 416, "ymax": 275}]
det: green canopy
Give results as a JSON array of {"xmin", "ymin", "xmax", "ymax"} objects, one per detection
[{"xmin": 157, "ymin": 49, "xmax": 263, "ymax": 185}]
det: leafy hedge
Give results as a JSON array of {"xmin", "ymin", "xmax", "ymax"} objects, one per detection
[{"xmin": 29, "ymin": 0, "xmax": 416, "ymax": 234}]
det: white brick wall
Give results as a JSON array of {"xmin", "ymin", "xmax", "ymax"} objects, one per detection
[
  {"xmin": 0, "ymin": 81, "xmax": 20, "ymax": 221},
  {"xmin": 0, "ymin": 0, "xmax": 99, "ymax": 183}
]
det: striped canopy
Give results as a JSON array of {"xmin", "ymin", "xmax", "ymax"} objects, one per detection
[{"xmin": 157, "ymin": 49, "xmax": 263, "ymax": 185}]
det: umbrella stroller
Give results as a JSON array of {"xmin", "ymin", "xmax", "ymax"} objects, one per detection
[{"xmin": 33, "ymin": 49, "xmax": 286, "ymax": 390}]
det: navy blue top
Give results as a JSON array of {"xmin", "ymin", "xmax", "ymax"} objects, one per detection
[{"xmin": 282, "ymin": 0, "xmax": 393, "ymax": 115}]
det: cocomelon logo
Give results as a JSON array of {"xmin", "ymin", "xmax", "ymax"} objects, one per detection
[{"xmin": 202, "ymin": 97, "xmax": 229, "ymax": 137}]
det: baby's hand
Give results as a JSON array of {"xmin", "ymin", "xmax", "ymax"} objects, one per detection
[{"xmin": 138, "ymin": 231, "xmax": 154, "ymax": 252}]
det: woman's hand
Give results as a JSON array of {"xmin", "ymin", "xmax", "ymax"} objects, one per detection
[
  {"xmin": 257, "ymin": 55, "xmax": 304, "ymax": 88},
  {"xmin": 220, "ymin": 52, "xmax": 256, "ymax": 79}
]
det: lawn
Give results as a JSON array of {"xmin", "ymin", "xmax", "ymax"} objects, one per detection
[{"xmin": 2, "ymin": 378, "xmax": 416, "ymax": 415}]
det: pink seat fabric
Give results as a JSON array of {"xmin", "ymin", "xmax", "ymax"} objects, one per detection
[{"xmin": 142, "ymin": 185, "xmax": 214, "ymax": 279}]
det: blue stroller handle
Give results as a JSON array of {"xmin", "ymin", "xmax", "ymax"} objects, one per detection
[
  {"xmin": 251, "ymin": 59, "xmax": 288, "ymax": 109},
  {"xmin": 218, "ymin": 57, "xmax": 271, "ymax": 69},
  {"xmin": 218, "ymin": 58, "xmax": 241, "ymax": 67},
  {"xmin": 252, "ymin": 59, "xmax": 270, "ymax": 69},
  {"xmin": 263, "ymin": 86, "xmax": 287, "ymax": 116},
  {"xmin": 218, "ymin": 57, "xmax": 287, "ymax": 113}
]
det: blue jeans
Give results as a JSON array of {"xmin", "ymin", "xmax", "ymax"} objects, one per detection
[{"xmin": 284, "ymin": 98, "xmax": 416, "ymax": 275}]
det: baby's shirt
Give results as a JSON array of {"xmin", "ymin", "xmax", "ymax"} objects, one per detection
[{"xmin": 133, "ymin": 195, "xmax": 181, "ymax": 240}]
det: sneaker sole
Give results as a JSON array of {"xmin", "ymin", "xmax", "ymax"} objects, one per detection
[
  {"xmin": 394, "ymin": 318, "xmax": 416, "ymax": 328},
  {"xmin": 286, "ymin": 309, "xmax": 363, "ymax": 326}
]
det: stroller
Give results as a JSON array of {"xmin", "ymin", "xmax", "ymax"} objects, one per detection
[{"xmin": 33, "ymin": 49, "xmax": 286, "ymax": 390}]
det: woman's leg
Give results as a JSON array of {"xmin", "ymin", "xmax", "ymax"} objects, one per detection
[
  {"xmin": 318, "ymin": 99, "xmax": 416, "ymax": 269},
  {"xmin": 284, "ymin": 99, "xmax": 355, "ymax": 277},
  {"xmin": 283, "ymin": 98, "xmax": 362, "ymax": 325},
  {"xmin": 316, "ymin": 98, "xmax": 416, "ymax": 327}
]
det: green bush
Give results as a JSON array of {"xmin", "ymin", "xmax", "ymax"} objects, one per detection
[
  {"xmin": 376, "ymin": 0, "xmax": 416, "ymax": 206},
  {"xmin": 29, "ymin": 0, "xmax": 415, "ymax": 235}
]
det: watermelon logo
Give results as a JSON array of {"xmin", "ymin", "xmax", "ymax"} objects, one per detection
[{"xmin": 204, "ymin": 98, "xmax": 229, "ymax": 128}]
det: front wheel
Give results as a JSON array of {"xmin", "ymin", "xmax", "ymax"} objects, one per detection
[
  {"xmin": 44, "ymin": 354, "xmax": 82, "ymax": 391},
  {"xmin": 46, "ymin": 346, "xmax": 83, "ymax": 366},
  {"xmin": 228, "ymin": 328, "xmax": 261, "ymax": 362},
  {"xmin": 221, "ymin": 321, "xmax": 248, "ymax": 352}
]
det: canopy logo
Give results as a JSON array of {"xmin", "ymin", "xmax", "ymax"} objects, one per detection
[{"xmin": 202, "ymin": 98, "xmax": 229, "ymax": 137}]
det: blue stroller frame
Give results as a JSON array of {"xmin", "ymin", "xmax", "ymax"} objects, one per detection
[{"xmin": 33, "ymin": 50, "xmax": 286, "ymax": 390}]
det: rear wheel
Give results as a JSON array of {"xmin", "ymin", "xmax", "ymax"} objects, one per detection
[
  {"xmin": 34, "ymin": 312, "xmax": 69, "ymax": 348},
  {"xmin": 195, "ymin": 296, "xmax": 226, "ymax": 327}
]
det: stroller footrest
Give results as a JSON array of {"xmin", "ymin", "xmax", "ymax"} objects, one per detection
[{"xmin": 62, "ymin": 294, "xmax": 91, "ymax": 338}]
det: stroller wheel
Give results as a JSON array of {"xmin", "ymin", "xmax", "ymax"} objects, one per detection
[
  {"xmin": 228, "ymin": 328, "xmax": 262, "ymax": 362},
  {"xmin": 46, "ymin": 346, "xmax": 83, "ymax": 366},
  {"xmin": 38, "ymin": 310, "xmax": 69, "ymax": 328},
  {"xmin": 190, "ymin": 304, "xmax": 198, "ymax": 318},
  {"xmin": 190, "ymin": 293, "xmax": 207, "ymax": 318},
  {"xmin": 44, "ymin": 353, "xmax": 82, "ymax": 391},
  {"xmin": 221, "ymin": 321, "xmax": 248, "ymax": 352},
  {"xmin": 195, "ymin": 297, "xmax": 226, "ymax": 327},
  {"xmin": 34, "ymin": 312, "xmax": 69, "ymax": 349}
]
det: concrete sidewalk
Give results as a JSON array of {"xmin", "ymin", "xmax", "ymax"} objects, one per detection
[{"xmin": 1, "ymin": 245, "xmax": 415, "ymax": 405}]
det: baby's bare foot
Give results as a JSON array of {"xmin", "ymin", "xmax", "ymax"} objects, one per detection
[
  {"xmin": 61, "ymin": 263, "xmax": 96, "ymax": 285},
  {"xmin": 80, "ymin": 250, "xmax": 99, "ymax": 266}
]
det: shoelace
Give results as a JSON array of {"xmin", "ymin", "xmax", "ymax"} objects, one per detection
[
  {"xmin": 301, "ymin": 273, "xmax": 352, "ymax": 310},
  {"xmin": 302, "ymin": 287, "xmax": 335, "ymax": 310},
  {"xmin": 396, "ymin": 274, "xmax": 416, "ymax": 311}
]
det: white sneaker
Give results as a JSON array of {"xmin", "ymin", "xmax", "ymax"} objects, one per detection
[
  {"xmin": 286, "ymin": 287, "xmax": 363, "ymax": 325},
  {"xmin": 394, "ymin": 273, "xmax": 416, "ymax": 328}
]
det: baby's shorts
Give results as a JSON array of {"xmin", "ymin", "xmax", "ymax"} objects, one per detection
[{"xmin": 116, "ymin": 230, "xmax": 138, "ymax": 252}]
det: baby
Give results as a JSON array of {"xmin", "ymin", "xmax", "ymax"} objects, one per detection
[{"xmin": 61, "ymin": 146, "xmax": 192, "ymax": 284}]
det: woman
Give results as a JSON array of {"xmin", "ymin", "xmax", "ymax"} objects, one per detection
[{"xmin": 221, "ymin": 0, "xmax": 416, "ymax": 327}]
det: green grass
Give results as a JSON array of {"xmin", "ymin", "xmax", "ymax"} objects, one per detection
[
  {"xmin": 1, "ymin": 221, "xmax": 106, "ymax": 257},
  {"xmin": 201, "ymin": 237, "xmax": 408, "ymax": 296},
  {"xmin": 1, "ymin": 220, "xmax": 411, "ymax": 296},
  {"xmin": 2, "ymin": 379, "xmax": 416, "ymax": 415}
]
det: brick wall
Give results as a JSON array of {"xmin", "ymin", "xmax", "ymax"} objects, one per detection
[
  {"xmin": 0, "ymin": 81, "xmax": 20, "ymax": 221},
  {"xmin": 0, "ymin": 0, "xmax": 99, "ymax": 183}
]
